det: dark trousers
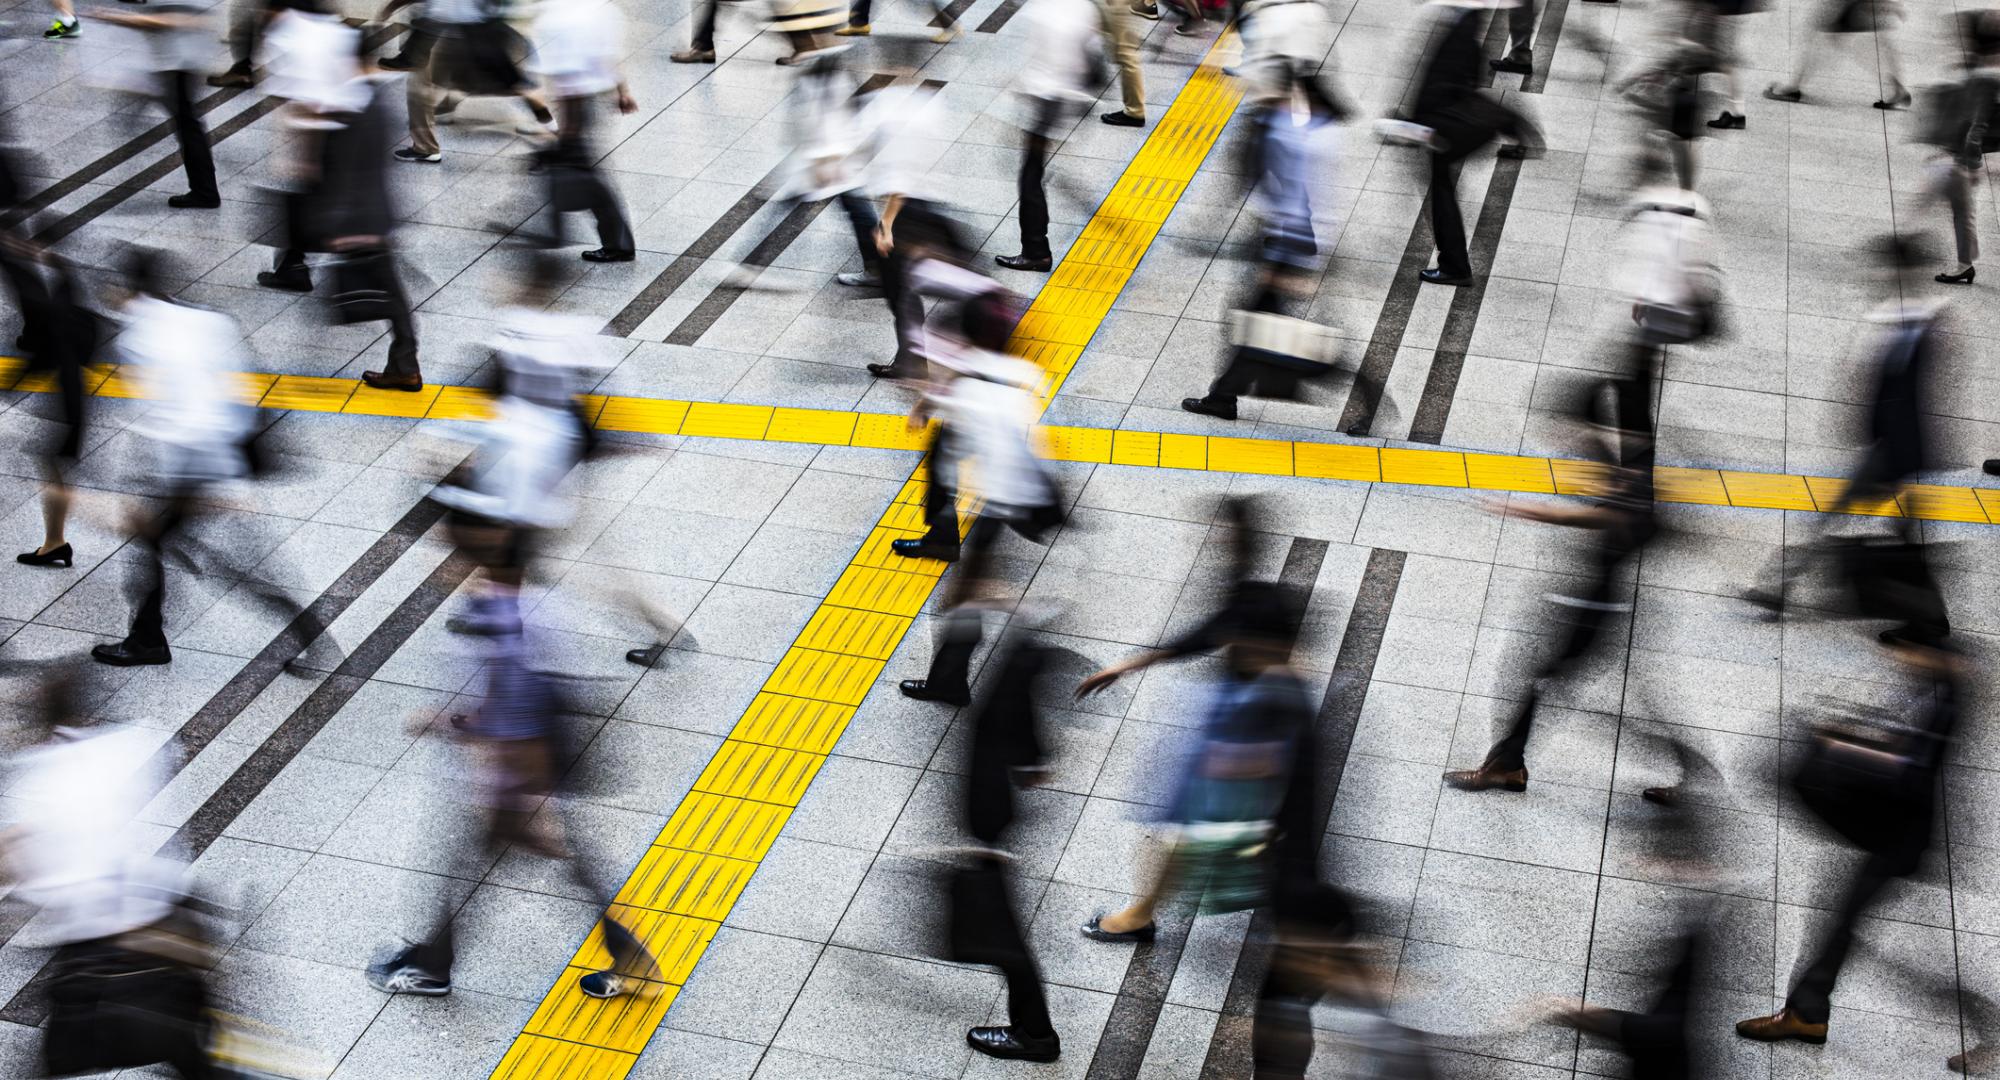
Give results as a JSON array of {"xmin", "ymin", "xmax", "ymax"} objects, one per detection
[
  {"xmin": 546, "ymin": 97, "xmax": 635, "ymax": 256},
  {"xmin": 880, "ymin": 246, "xmax": 928, "ymax": 375},
  {"xmin": 1017, "ymin": 101, "xmax": 1059, "ymax": 261},
  {"xmin": 838, "ymin": 190, "xmax": 882, "ymax": 277},
  {"xmin": 1428, "ymin": 149, "xmax": 1474, "ymax": 278},
  {"xmin": 1505, "ymin": 0, "xmax": 1536, "ymax": 63},
  {"xmin": 380, "ymin": 253, "xmax": 421, "ymax": 377},
  {"xmin": 1786, "ymin": 853, "xmax": 1903, "ymax": 1024},
  {"xmin": 955, "ymin": 857, "xmax": 1054, "ymax": 1039},
  {"xmin": 125, "ymin": 496, "xmax": 193, "ymax": 650},
  {"xmin": 691, "ymin": 0, "xmax": 719, "ymax": 49},
  {"xmin": 272, "ymin": 191, "xmax": 314, "ymax": 283},
  {"xmin": 226, "ymin": 0, "xmax": 272, "ymax": 70},
  {"xmin": 167, "ymin": 71, "xmax": 219, "ymax": 202}
]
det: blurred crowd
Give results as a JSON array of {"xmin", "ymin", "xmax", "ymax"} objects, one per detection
[{"xmin": 2, "ymin": 0, "xmax": 1997, "ymax": 1076}]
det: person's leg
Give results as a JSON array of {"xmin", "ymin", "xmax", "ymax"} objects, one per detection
[
  {"xmin": 1945, "ymin": 164, "xmax": 1979, "ymax": 271},
  {"xmin": 1429, "ymin": 152, "xmax": 1470, "ymax": 277},
  {"xmin": 1095, "ymin": 840, "xmax": 1178, "ymax": 933},
  {"xmin": 691, "ymin": 0, "xmax": 719, "ymax": 50},
  {"xmin": 920, "ymin": 429, "xmax": 962, "ymax": 549},
  {"xmin": 876, "ymin": 249, "xmax": 927, "ymax": 375},
  {"xmin": 1783, "ymin": 855, "xmax": 1902, "ymax": 1024},
  {"xmin": 1251, "ymin": 967, "xmax": 1317, "ymax": 1079},
  {"xmin": 1504, "ymin": 0, "xmax": 1536, "ymax": 65},
  {"xmin": 838, "ymin": 191, "xmax": 882, "ymax": 276},
  {"xmin": 1016, "ymin": 121, "xmax": 1052, "ymax": 261},
  {"xmin": 36, "ymin": 460, "xmax": 70, "ymax": 555},
  {"xmin": 380, "ymin": 254, "xmax": 423, "ymax": 381},
  {"xmin": 1101, "ymin": 0, "xmax": 1146, "ymax": 120},
  {"xmin": 1195, "ymin": 352, "xmax": 1258, "ymax": 411},
  {"xmin": 168, "ymin": 72, "xmax": 219, "ymax": 202},
  {"xmin": 849, "ymin": 0, "xmax": 873, "ymax": 25},
  {"xmin": 408, "ymin": 53, "xmax": 443, "ymax": 158},
  {"xmin": 1873, "ymin": 23, "xmax": 1905, "ymax": 103}
]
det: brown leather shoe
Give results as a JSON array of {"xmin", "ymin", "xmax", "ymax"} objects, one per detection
[
  {"xmin": 1441, "ymin": 765, "xmax": 1528, "ymax": 792},
  {"xmin": 1949, "ymin": 1045, "xmax": 1994, "ymax": 1074},
  {"xmin": 1735, "ymin": 1008, "xmax": 1827, "ymax": 1045},
  {"xmin": 362, "ymin": 370, "xmax": 424, "ymax": 392}
]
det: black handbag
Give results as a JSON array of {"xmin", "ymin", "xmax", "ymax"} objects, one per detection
[
  {"xmin": 1792, "ymin": 726, "xmax": 1922, "ymax": 856},
  {"xmin": 947, "ymin": 860, "xmax": 1027, "ymax": 968},
  {"xmin": 1827, "ymin": 0, "xmax": 1898, "ymax": 33},
  {"xmin": 330, "ymin": 251, "xmax": 394, "ymax": 325}
]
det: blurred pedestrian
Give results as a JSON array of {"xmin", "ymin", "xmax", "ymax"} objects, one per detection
[
  {"xmin": 96, "ymin": 3, "xmax": 222, "ymax": 208},
  {"xmin": 949, "ymin": 626, "xmax": 1061, "ymax": 1063},
  {"xmin": 4, "ymin": 676, "xmax": 224, "ymax": 1078},
  {"xmin": 897, "ymin": 285, "xmax": 1064, "ymax": 703},
  {"xmin": 2, "ymin": 233, "xmax": 98, "ymax": 570},
  {"xmin": 1130, "ymin": 0, "xmax": 1203, "ymax": 39},
  {"xmin": 530, "ymin": 0, "xmax": 640, "ymax": 264},
  {"xmin": 1410, "ymin": 0, "xmax": 1541, "ymax": 286},
  {"xmin": 1919, "ymin": 14, "xmax": 1999, "ymax": 286},
  {"xmin": 863, "ymin": 143, "xmax": 974, "ymax": 380},
  {"xmin": 387, "ymin": 0, "xmax": 555, "ymax": 164},
  {"xmin": 1763, "ymin": 0, "xmax": 1908, "ymax": 110},
  {"xmin": 93, "ymin": 250, "xmax": 259, "ymax": 669},
  {"xmin": 838, "ymin": 0, "xmax": 966, "ymax": 41},
  {"xmin": 1736, "ymin": 634, "xmax": 1960, "ymax": 1057},
  {"xmin": 1081, "ymin": 587, "xmax": 1311, "ymax": 941},
  {"xmin": 671, "ymin": 0, "xmax": 724, "ymax": 62},
  {"xmin": 42, "ymin": 0, "xmax": 78, "ymax": 38},
  {"xmin": 997, "ymin": 0, "xmax": 1099, "ymax": 273},
  {"xmin": 1097, "ymin": 0, "xmax": 1148, "ymax": 127},
  {"xmin": 1697, "ymin": 0, "xmax": 1760, "ymax": 130},
  {"xmin": 209, "ymin": 0, "xmax": 327, "ymax": 88},
  {"xmin": 258, "ymin": 32, "xmax": 426, "ymax": 393}
]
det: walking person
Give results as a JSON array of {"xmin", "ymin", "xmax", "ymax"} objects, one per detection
[
  {"xmin": 387, "ymin": 0, "xmax": 554, "ymax": 165},
  {"xmin": 42, "ymin": 0, "xmax": 78, "ymax": 38},
  {"xmin": 895, "ymin": 288, "xmax": 1064, "ymax": 703},
  {"xmin": 948, "ymin": 628, "xmax": 1061, "ymax": 1063},
  {"xmin": 1697, "ymin": 0, "xmax": 1759, "ymax": 130},
  {"xmin": 1410, "ymin": 0, "xmax": 1541, "ymax": 286},
  {"xmin": 209, "ymin": 0, "xmax": 326, "ymax": 88},
  {"xmin": 1489, "ymin": 0, "xmax": 1537, "ymax": 76},
  {"xmin": 93, "ymin": 251, "xmax": 258, "ymax": 669},
  {"xmin": 863, "ymin": 185, "xmax": 973, "ymax": 380},
  {"xmin": 1763, "ymin": 0, "xmax": 1909, "ymax": 109},
  {"xmin": 1922, "ymin": 15, "xmax": 1999, "ymax": 286},
  {"xmin": 1, "ymin": 234, "xmax": 97, "ymax": 571},
  {"xmin": 997, "ymin": 0, "xmax": 1099, "ymax": 273},
  {"xmin": 258, "ymin": 40, "xmax": 426, "ymax": 392},
  {"xmin": 1097, "ymin": 0, "xmax": 1148, "ymax": 127},
  {"xmin": 1735, "ymin": 633, "xmax": 1960, "ymax": 1066},
  {"xmin": 96, "ymin": 2, "xmax": 222, "ymax": 208},
  {"xmin": 671, "ymin": 0, "xmax": 724, "ymax": 62},
  {"xmin": 530, "ymin": 0, "xmax": 640, "ymax": 264}
]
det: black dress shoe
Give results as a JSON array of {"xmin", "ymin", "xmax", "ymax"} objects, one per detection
[
  {"xmin": 1936, "ymin": 267, "xmax": 1976, "ymax": 285},
  {"xmin": 256, "ymin": 271, "xmax": 313, "ymax": 293},
  {"xmin": 1707, "ymin": 110, "xmax": 1745, "ymax": 130},
  {"xmin": 16, "ymin": 543, "xmax": 73, "ymax": 568},
  {"xmin": 967, "ymin": 1027, "xmax": 1061, "ymax": 1063},
  {"xmin": 1763, "ymin": 84, "xmax": 1802, "ymax": 103},
  {"xmin": 1419, "ymin": 268, "xmax": 1471, "ymax": 286},
  {"xmin": 92, "ymin": 641, "xmax": 172, "ymax": 667},
  {"xmin": 866, "ymin": 362, "xmax": 920, "ymax": 379},
  {"xmin": 1082, "ymin": 914, "xmax": 1157, "ymax": 943},
  {"xmin": 626, "ymin": 644, "xmax": 665, "ymax": 667},
  {"xmin": 1495, "ymin": 142, "xmax": 1543, "ymax": 160},
  {"xmin": 168, "ymin": 192, "xmax": 221, "ymax": 209},
  {"xmin": 378, "ymin": 53, "xmax": 417, "ymax": 71},
  {"xmin": 1180, "ymin": 396, "xmax": 1237, "ymax": 421},
  {"xmin": 206, "ymin": 66, "xmax": 254, "ymax": 88},
  {"xmin": 1872, "ymin": 89, "xmax": 1912, "ymax": 110},
  {"xmin": 1984, "ymin": 459, "xmax": 2000, "ymax": 477},
  {"xmin": 1101, "ymin": 111, "xmax": 1144, "ymax": 128},
  {"xmin": 995, "ymin": 253, "xmax": 1052, "ymax": 272},
  {"xmin": 582, "ymin": 248, "xmax": 636, "ymax": 263},
  {"xmin": 890, "ymin": 538, "xmax": 959, "ymax": 562},
  {"xmin": 899, "ymin": 679, "xmax": 971, "ymax": 706},
  {"xmin": 1488, "ymin": 56, "xmax": 1531, "ymax": 75}
]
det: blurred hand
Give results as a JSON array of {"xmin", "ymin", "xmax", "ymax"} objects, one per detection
[
  {"xmin": 617, "ymin": 89, "xmax": 638, "ymax": 114},
  {"xmin": 873, "ymin": 222, "xmax": 893, "ymax": 256},
  {"xmin": 1075, "ymin": 663, "xmax": 1132, "ymax": 698}
]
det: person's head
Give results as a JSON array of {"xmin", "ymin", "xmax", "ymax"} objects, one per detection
[
  {"xmin": 1222, "ymin": 581, "xmax": 1303, "ymax": 675},
  {"xmin": 118, "ymin": 246, "xmax": 168, "ymax": 306},
  {"xmin": 1874, "ymin": 233, "xmax": 1928, "ymax": 276},
  {"xmin": 958, "ymin": 289, "xmax": 1019, "ymax": 353},
  {"xmin": 513, "ymin": 251, "xmax": 569, "ymax": 308}
]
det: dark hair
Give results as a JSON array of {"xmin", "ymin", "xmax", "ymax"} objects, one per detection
[
  {"xmin": 521, "ymin": 250, "xmax": 568, "ymax": 299},
  {"xmin": 959, "ymin": 289, "xmax": 1019, "ymax": 353},
  {"xmin": 1875, "ymin": 233, "xmax": 1929, "ymax": 270},
  {"xmin": 122, "ymin": 246, "xmax": 166, "ymax": 297}
]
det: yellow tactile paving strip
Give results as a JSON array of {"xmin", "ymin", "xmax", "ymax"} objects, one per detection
[
  {"xmin": 481, "ymin": 34, "xmax": 1249, "ymax": 1080},
  {"xmin": 8, "ymin": 354, "xmax": 1999, "ymax": 523}
]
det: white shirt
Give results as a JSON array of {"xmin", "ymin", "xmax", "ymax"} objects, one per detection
[
  {"xmin": 1017, "ymin": 0, "xmax": 1097, "ymax": 106},
  {"xmin": 122, "ymin": 297, "xmax": 255, "ymax": 487},
  {"xmin": 262, "ymin": 10, "xmax": 364, "ymax": 113},
  {"xmin": 1618, "ymin": 187, "xmax": 1717, "ymax": 311},
  {"xmin": 1238, "ymin": 0, "xmax": 1331, "ymax": 103},
  {"xmin": 531, "ymin": 0, "xmax": 625, "ymax": 98},
  {"xmin": 6, "ymin": 727, "xmax": 186, "ymax": 946}
]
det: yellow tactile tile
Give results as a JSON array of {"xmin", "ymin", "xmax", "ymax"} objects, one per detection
[
  {"xmin": 765, "ymin": 648, "xmax": 882, "ymax": 707},
  {"xmin": 767, "ymin": 406, "xmax": 857, "ymax": 445},
  {"xmin": 1380, "ymin": 447, "xmax": 1467, "ymax": 488},
  {"xmin": 826, "ymin": 564, "xmax": 937, "ymax": 616},
  {"xmin": 1464, "ymin": 453, "xmax": 1556, "ymax": 494},
  {"xmin": 429, "ymin": 385, "xmax": 497, "ymax": 422},
  {"xmin": 522, "ymin": 969, "xmax": 679, "ymax": 1054},
  {"xmin": 1654, "ymin": 466, "xmax": 1728, "ymax": 506},
  {"xmin": 851, "ymin": 412, "xmax": 932, "ymax": 451},
  {"xmin": 1720, "ymin": 470, "xmax": 1816, "ymax": 512},
  {"xmin": 344, "ymin": 383, "xmax": 442, "ymax": 418},
  {"xmin": 730, "ymin": 694, "xmax": 855, "ymax": 756},
  {"xmin": 577, "ymin": 907, "xmax": 715, "ymax": 984},
  {"xmin": 594, "ymin": 396, "xmax": 689, "ymax": 435},
  {"xmin": 1159, "ymin": 432, "xmax": 1208, "ymax": 470},
  {"xmin": 1207, "ymin": 435, "xmax": 1292, "ymax": 476},
  {"xmin": 1110, "ymin": 429, "xmax": 1162, "ymax": 467},
  {"xmin": 261, "ymin": 375, "xmax": 357, "ymax": 413},
  {"xmin": 795, "ymin": 607, "xmax": 911, "ymax": 660},
  {"xmin": 1802, "ymin": 477, "xmax": 1901, "ymax": 517},
  {"xmin": 691, "ymin": 742, "xmax": 826, "ymax": 804},
  {"xmin": 657, "ymin": 791, "xmax": 792, "ymax": 861},
  {"xmin": 1293, "ymin": 442, "xmax": 1380, "ymax": 482},
  {"xmin": 613, "ymin": 848, "xmax": 759, "ymax": 920},
  {"xmin": 491, "ymin": 1034, "xmax": 635, "ymax": 1080},
  {"xmin": 680, "ymin": 402, "xmax": 773, "ymax": 440},
  {"xmin": 1037, "ymin": 425, "xmax": 1115, "ymax": 463},
  {"xmin": 1906, "ymin": 483, "xmax": 1992, "ymax": 523},
  {"xmin": 1550, "ymin": 459, "xmax": 1611, "ymax": 498}
]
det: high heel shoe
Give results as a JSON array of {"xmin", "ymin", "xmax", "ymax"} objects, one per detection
[
  {"xmin": 1936, "ymin": 266, "xmax": 1976, "ymax": 285},
  {"xmin": 16, "ymin": 543, "xmax": 73, "ymax": 568},
  {"xmin": 1872, "ymin": 85, "xmax": 1912, "ymax": 110}
]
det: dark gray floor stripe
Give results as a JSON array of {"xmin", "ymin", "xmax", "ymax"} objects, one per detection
[
  {"xmin": 931, "ymin": 0, "xmax": 977, "ymax": 29},
  {"xmin": 1477, "ymin": 10, "xmax": 1509, "ymax": 88},
  {"xmin": 1405, "ymin": 155, "xmax": 1522, "ymax": 444},
  {"xmin": 974, "ymin": 0, "xmax": 1026, "ymax": 33},
  {"xmin": 1337, "ymin": 204, "xmax": 1434, "ymax": 437},
  {"xmin": 1197, "ymin": 545, "xmax": 1406, "ymax": 1079},
  {"xmin": 602, "ymin": 72, "xmax": 899, "ymax": 339},
  {"xmin": 25, "ymin": 24, "xmax": 406, "ymax": 246},
  {"xmin": 1084, "ymin": 536, "xmax": 1332, "ymax": 1080},
  {"xmin": 1519, "ymin": 0, "xmax": 1573, "ymax": 94}
]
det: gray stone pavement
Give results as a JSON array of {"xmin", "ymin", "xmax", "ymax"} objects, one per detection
[{"xmin": 0, "ymin": 0, "xmax": 1998, "ymax": 1077}]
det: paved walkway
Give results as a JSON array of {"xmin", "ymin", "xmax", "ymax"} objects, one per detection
[{"xmin": 0, "ymin": 0, "xmax": 1996, "ymax": 1077}]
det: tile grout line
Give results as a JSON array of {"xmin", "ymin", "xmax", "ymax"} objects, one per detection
[{"xmin": 487, "ymin": 31, "xmax": 1249, "ymax": 1080}]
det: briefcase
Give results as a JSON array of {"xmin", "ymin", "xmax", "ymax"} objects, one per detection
[{"xmin": 330, "ymin": 252, "xmax": 394, "ymax": 326}]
